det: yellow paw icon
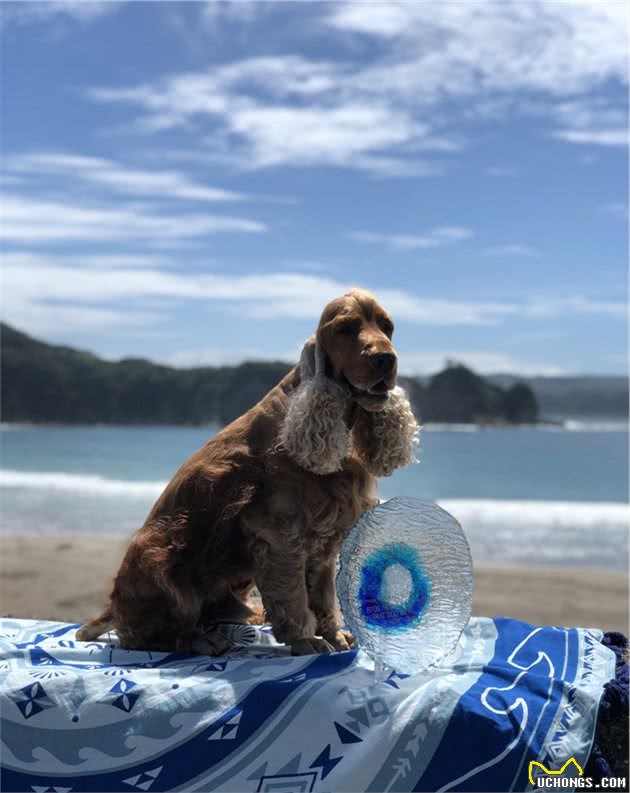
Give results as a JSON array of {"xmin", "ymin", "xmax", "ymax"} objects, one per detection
[{"xmin": 528, "ymin": 757, "xmax": 584, "ymax": 786}]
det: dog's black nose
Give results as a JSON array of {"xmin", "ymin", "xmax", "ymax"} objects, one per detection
[{"xmin": 370, "ymin": 352, "xmax": 397, "ymax": 375}]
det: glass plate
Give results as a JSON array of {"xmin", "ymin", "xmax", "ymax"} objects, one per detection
[{"xmin": 337, "ymin": 497, "xmax": 473, "ymax": 673}]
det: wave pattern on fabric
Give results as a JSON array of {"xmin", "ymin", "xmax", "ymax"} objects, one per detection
[{"xmin": 0, "ymin": 617, "xmax": 615, "ymax": 792}]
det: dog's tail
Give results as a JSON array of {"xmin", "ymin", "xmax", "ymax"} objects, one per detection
[{"xmin": 76, "ymin": 608, "xmax": 114, "ymax": 641}]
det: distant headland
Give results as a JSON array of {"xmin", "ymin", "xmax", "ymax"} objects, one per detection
[{"xmin": 1, "ymin": 323, "xmax": 626, "ymax": 426}]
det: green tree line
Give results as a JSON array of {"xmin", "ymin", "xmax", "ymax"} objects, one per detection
[{"xmin": 0, "ymin": 323, "xmax": 538, "ymax": 425}]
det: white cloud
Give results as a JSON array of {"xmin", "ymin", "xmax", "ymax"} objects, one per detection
[
  {"xmin": 2, "ymin": 1, "xmax": 119, "ymax": 25},
  {"xmin": 165, "ymin": 345, "xmax": 571, "ymax": 376},
  {"xmin": 397, "ymin": 350, "xmax": 572, "ymax": 377},
  {"xmin": 87, "ymin": 56, "xmax": 458, "ymax": 175},
  {"xmin": 327, "ymin": 1, "xmax": 627, "ymax": 95},
  {"xmin": 554, "ymin": 129, "xmax": 628, "ymax": 146},
  {"xmin": 552, "ymin": 98, "xmax": 628, "ymax": 147},
  {"xmin": 221, "ymin": 103, "xmax": 425, "ymax": 169},
  {"xmin": 1, "ymin": 296, "xmax": 159, "ymax": 337},
  {"xmin": 166, "ymin": 345, "xmax": 296, "ymax": 368},
  {"xmin": 349, "ymin": 226, "xmax": 473, "ymax": 251},
  {"xmin": 1, "ymin": 193, "xmax": 266, "ymax": 244},
  {"xmin": 4, "ymin": 152, "xmax": 247, "ymax": 202},
  {"xmin": 88, "ymin": 2, "xmax": 627, "ymax": 176},
  {"xmin": 3, "ymin": 264, "xmax": 337, "ymax": 305},
  {"xmin": 330, "ymin": 2, "xmax": 628, "ymax": 148},
  {"xmin": 2, "ymin": 251, "xmax": 169, "ymax": 270},
  {"xmin": 522, "ymin": 296, "xmax": 628, "ymax": 320},
  {"xmin": 200, "ymin": 1, "xmax": 268, "ymax": 30},
  {"xmin": 327, "ymin": 3, "xmax": 412, "ymax": 37},
  {"xmin": 340, "ymin": 155, "xmax": 443, "ymax": 178},
  {"xmin": 244, "ymin": 292, "xmax": 515, "ymax": 326},
  {"xmin": 90, "ymin": 67, "xmax": 449, "ymax": 175},
  {"xmin": 4, "ymin": 254, "xmax": 625, "ymax": 338},
  {"xmin": 1, "ymin": 256, "xmax": 512, "ymax": 331}
]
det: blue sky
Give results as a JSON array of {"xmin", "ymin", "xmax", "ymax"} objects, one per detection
[{"xmin": 1, "ymin": 0, "xmax": 628, "ymax": 375}]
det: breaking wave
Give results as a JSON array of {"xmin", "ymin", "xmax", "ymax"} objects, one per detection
[
  {"xmin": 2, "ymin": 469, "xmax": 626, "ymax": 528},
  {"xmin": 0, "ymin": 470, "xmax": 166, "ymax": 498}
]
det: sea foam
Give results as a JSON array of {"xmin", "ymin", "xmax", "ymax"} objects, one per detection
[
  {"xmin": 439, "ymin": 498, "xmax": 628, "ymax": 530},
  {"xmin": 0, "ymin": 469, "xmax": 166, "ymax": 498},
  {"xmin": 2, "ymin": 469, "xmax": 627, "ymax": 527}
]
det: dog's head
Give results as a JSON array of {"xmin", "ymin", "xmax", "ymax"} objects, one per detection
[
  {"xmin": 280, "ymin": 289, "xmax": 419, "ymax": 476},
  {"xmin": 316, "ymin": 288, "xmax": 397, "ymax": 412}
]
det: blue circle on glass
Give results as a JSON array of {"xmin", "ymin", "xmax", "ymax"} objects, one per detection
[{"xmin": 358, "ymin": 543, "xmax": 431, "ymax": 632}]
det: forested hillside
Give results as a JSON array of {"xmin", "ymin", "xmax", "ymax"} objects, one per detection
[{"xmin": 1, "ymin": 322, "xmax": 541, "ymax": 425}]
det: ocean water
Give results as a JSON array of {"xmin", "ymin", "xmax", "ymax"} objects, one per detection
[{"xmin": 1, "ymin": 423, "xmax": 628, "ymax": 570}]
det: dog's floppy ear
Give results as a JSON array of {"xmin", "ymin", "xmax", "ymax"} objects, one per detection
[
  {"xmin": 296, "ymin": 333, "xmax": 322, "ymax": 380},
  {"xmin": 279, "ymin": 336, "xmax": 351, "ymax": 475},
  {"xmin": 351, "ymin": 386, "xmax": 420, "ymax": 477}
]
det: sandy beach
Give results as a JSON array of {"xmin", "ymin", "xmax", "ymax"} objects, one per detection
[{"xmin": 1, "ymin": 534, "xmax": 627, "ymax": 633}]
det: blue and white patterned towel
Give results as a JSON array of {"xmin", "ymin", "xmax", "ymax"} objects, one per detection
[{"xmin": 0, "ymin": 617, "xmax": 615, "ymax": 792}]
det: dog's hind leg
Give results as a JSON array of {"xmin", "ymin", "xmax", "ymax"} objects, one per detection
[{"xmin": 76, "ymin": 609, "xmax": 114, "ymax": 641}]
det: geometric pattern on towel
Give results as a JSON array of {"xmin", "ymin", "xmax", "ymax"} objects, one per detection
[{"xmin": 0, "ymin": 617, "xmax": 615, "ymax": 792}]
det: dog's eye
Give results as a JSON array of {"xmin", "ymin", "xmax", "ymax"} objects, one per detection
[
  {"xmin": 381, "ymin": 320, "xmax": 394, "ymax": 338},
  {"xmin": 337, "ymin": 319, "xmax": 360, "ymax": 336}
]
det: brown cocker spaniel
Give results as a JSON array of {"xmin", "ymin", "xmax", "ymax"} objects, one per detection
[{"xmin": 77, "ymin": 289, "xmax": 419, "ymax": 656}]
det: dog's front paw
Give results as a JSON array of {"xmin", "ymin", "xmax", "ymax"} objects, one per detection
[
  {"xmin": 291, "ymin": 636, "xmax": 335, "ymax": 655},
  {"xmin": 245, "ymin": 604, "xmax": 266, "ymax": 625},
  {"xmin": 326, "ymin": 629, "xmax": 355, "ymax": 651}
]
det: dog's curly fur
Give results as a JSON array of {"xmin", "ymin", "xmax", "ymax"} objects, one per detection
[
  {"xmin": 77, "ymin": 289, "xmax": 419, "ymax": 656},
  {"xmin": 353, "ymin": 387, "xmax": 419, "ymax": 476},
  {"xmin": 279, "ymin": 339, "xmax": 352, "ymax": 475}
]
